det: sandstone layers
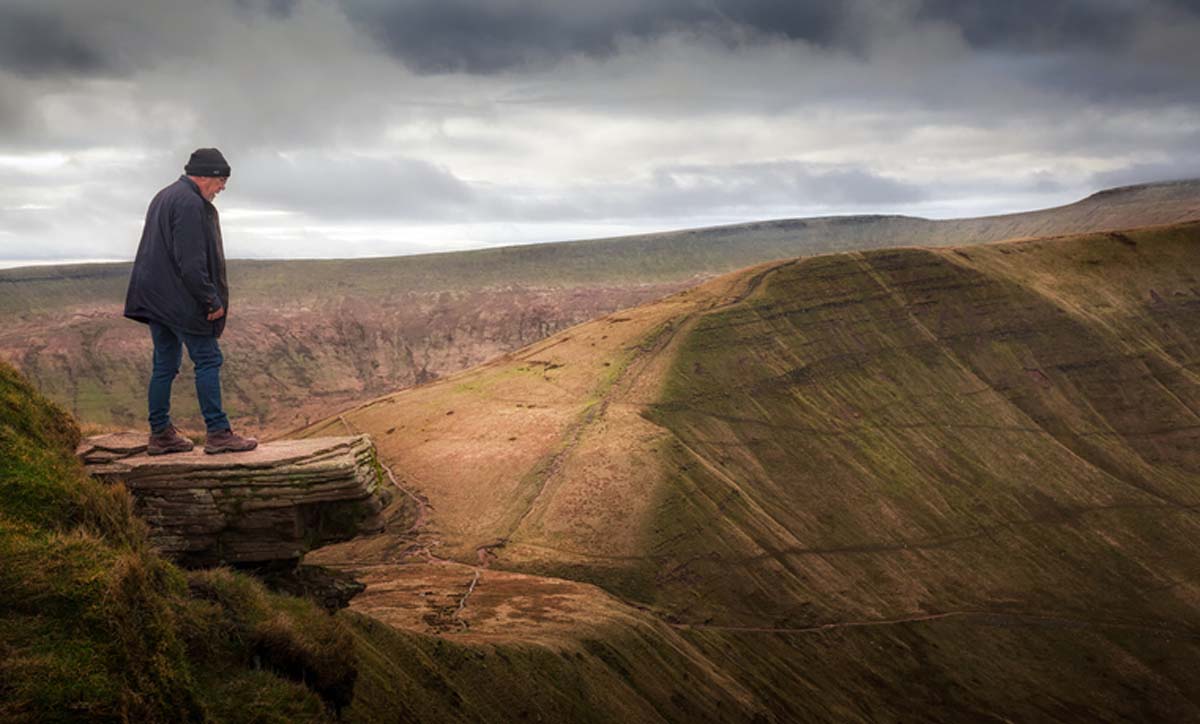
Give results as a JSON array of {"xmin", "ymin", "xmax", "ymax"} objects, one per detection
[{"xmin": 79, "ymin": 433, "xmax": 390, "ymax": 566}]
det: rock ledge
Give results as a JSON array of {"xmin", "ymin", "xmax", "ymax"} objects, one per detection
[{"xmin": 79, "ymin": 433, "xmax": 390, "ymax": 566}]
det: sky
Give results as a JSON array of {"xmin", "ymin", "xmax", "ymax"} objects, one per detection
[{"xmin": 1, "ymin": 0, "xmax": 1199, "ymax": 266}]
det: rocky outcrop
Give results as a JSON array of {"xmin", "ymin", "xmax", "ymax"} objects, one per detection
[{"xmin": 79, "ymin": 433, "xmax": 390, "ymax": 567}]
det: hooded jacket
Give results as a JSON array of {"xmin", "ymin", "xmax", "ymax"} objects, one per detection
[{"xmin": 124, "ymin": 176, "xmax": 229, "ymax": 337}]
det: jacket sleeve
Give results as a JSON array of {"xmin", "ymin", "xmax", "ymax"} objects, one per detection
[{"xmin": 170, "ymin": 198, "xmax": 221, "ymax": 311}]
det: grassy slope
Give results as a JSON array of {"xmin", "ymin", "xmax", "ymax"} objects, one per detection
[
  {"xmin": 646, "ymin": 225, "xmax": 1200, "ymax": 626},
  {"xmin": 301, "ymin": 221, "xmax": 1200, "ymax": 721},
  {"xmin": 0, "ymin": 361, "xmax": 359, "ymax": 723},
  {"xmin": 632, "ymin": 223, "xmax": 1200, "ymax": 718},
  {"xmin": 1, "ymin": 181, "xmax": 1197, "ymax": 436}
]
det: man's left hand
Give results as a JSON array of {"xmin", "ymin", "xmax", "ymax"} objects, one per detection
[{"xmin": 207, "ymin": 307, "xmax": 225, "ymax": 321}]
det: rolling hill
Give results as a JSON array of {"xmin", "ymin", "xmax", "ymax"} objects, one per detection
[
  {"xmin": 2, "ymin": 180, "xmax": 1198, "ymax": 436},
  {"xmin": 295, "ymin": 220, "xmax": 1200, "ymax": 721}
]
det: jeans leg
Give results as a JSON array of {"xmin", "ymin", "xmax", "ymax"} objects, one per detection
[
  {"xmin": 181, "ymin": 331, "xmax": 230, "ymax": 433},
  {"xmin": 148, "ymin": 322, "xmax": 182, "ymax": 434}
]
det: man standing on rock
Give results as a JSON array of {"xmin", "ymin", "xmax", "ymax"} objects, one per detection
[{"xmin": 124, "ymin": 148, "xmax": 257, "ymax": 455}]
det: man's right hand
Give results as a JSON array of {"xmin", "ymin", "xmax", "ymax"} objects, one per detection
[{"xmin": 207, "ymin": 307, "xmax": 225, "ymax": 321}]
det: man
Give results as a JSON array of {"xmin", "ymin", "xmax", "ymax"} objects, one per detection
[{"xmin": 124, "ymin": 148, "xmax": 257, "ymax": 455}]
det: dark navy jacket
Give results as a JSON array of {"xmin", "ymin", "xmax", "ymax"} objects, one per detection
[{"xmin": 124, "ymin": 176, "xmax": 229, "ymax": 337}]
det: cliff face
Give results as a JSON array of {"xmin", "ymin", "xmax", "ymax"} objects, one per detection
[{"xmin": 79, "ymin": 433, "xmax": 391, "ymax": 566}]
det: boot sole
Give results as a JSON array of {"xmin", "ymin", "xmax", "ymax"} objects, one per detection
[
  {"xmin": 204, "ymin": 443, "xmax": 259, "ymax": 455},
  {"xmin": 147, "ymin": 445, "xmax": 194, "ymax": 456}
]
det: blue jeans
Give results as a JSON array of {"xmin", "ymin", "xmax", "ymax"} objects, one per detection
[{"xmin": 148, "ymin": 322, "xmax": 230, "ymax": 434}]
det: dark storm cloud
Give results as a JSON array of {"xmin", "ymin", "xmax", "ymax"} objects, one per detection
[
  {"xmin": 1167, "ymin": 0, "xmax": 1200, "ymax": 12},
  {"xmin": 1014, "ymin": 50, "xmax": 1200, "ymax": 103},
  {"xmin": 338, "ymin": 0, "xmax": 902, "ymax": 75},
  {"xmin": 0, "ymin": 6, "xmax": 110, "ymax": 77},
  {"xmin": 0, "ymin": 0, "xmax": 303, "ymax": 81},
  {"xmin": 336, "ymin": 0, "xmax": 699, "ymax": 74},
  {"xmin": 0, "ymin": 0, "xmax": 847, "ymax": 80},
  {"xmin": 337, "ymin": 0, "xmax": 1195, "ymax": 74},
  {"xmin": 915, "ymin": 0, "xmax": 1143, "ymax": 51},
  {"xmin": 337, "ymin": 0, "xmax": 884, "ymax": 74}
]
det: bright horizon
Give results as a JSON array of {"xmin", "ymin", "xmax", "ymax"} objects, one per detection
[{"xmin": 0, "ymin": 177, "xmax": 1162, "ymax": 271}]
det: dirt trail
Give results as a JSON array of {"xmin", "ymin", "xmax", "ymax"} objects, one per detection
[{"xmin": 453, "ymin": 569, "xmax": 482, "ymax": 628}]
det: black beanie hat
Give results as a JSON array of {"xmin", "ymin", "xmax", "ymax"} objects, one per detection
[{"xmin": 185, "ymin": 148, "xmax": 231, "ymax": 177}]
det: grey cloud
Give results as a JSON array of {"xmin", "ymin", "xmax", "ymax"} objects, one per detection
[
  {"xmin": 338, "ymin": 0, "xmax": 948, "ymax": 75},
  {"xmin": 336, "ymin": 0, "xmax": 702, "ymax": 74},
  {"xmin": 915, "ymin": 0, "xmax": 1143, "ymax": 52},
  {"xmin": 0, "ymin": 81, "xmax": 27, "ymax": 135},
  {"xmin": 0, "ymin": 6, "xmax": 110, "ymax": 77},
  {"xmin": 0, "ymin": 0, "xmax": 847, "ymax": 80},
  {"xmin": 477, "ymin": 162, "xmax": 927, "ymax": 222},
  {"xmin": 0, "ymin": 0, "xmax": 1198, "ymax": 265},
  {"xmin": 979, "ymin": 48, "xmax": 1200, "ymax": 106},
  {"xmin": 337, "ymin": 0, "xmax": 1197, "ymax": 75},
  {"xmin": 648, "ymin": 162, "xmax": 925, "ymax": 211},
  {"xmin": 1168, "ymin": 0, "xmax": 1200, "ymax": 11},
  {"xmin": 1091, "ymin": 161, "xmax": 1200, "ymax": 189},
  {"xmin": 336, "ymin": 0, "xmax": 918, "ymax": 75},
  {"xmin": 227, "ymin": 156, "xmax": 923, "ymax": 224},
  {"xmin": 233, "ymin": 0, "xmax": 301, "ymax": 19},
  {"xmin": 232, "ymin": 153, "xmax": 476, "ymax": 220},
  {"xmin": 0, "ymin": 1, "xmax": 298, "ymax": 81}
]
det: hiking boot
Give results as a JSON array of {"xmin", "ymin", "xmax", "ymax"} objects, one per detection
[
  {"xmin": 204, "ymin": 428, "xmax": 258, "ymax": 455},
  {"xmin": 147, "ymin": 425, "xmax": 194, "ymax": 456}
]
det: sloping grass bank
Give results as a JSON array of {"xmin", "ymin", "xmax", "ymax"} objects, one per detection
[{"xmin": 0, "ymin": 361, "xmax": 355, "ymax": 723}]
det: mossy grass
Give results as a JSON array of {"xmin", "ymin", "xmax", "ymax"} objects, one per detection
[{"xmin": 0, "ymin": 361, "xmax": 355, "ymax": 722}]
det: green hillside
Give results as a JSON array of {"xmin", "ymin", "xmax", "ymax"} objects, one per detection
[
  {"xmin": 298, "ymin": 221, "xmax": 1200, "ymax": 721},
  {"xmin": 634, "ymin": 223, "xmax": 1200, "ymax": 718},
  {"xmin": 646, "ymin": 224, "xmax": 1200, "ymax": 627}
]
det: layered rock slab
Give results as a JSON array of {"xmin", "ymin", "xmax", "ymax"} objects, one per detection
[{"xmin": 80, "ymin": 434, "xmax": 390, "ymax": 566}]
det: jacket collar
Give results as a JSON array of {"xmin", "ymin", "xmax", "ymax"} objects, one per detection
[
  {"xmin": 179, "ymin": 175, "xmax": 214, "ymax": 207},
  {"xmin": 180, "ymin": 174, "xmax": 201, "ymax": 195}
]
